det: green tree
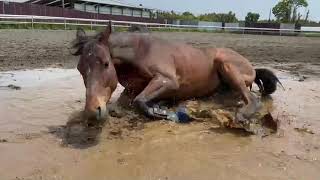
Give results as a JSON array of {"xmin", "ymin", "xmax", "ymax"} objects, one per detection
[
  {"xmin": 245, "ymin": 12, "xmax": 260, "ymax": 23},
  {"xmin": 304, "ymin": 9, "xmax": 310, "ymax": 22},
  {"xmin": 272, "ymin": 0, "xmax": 308, "ymax": 23},
  {"xmin": 181, "ymin": 11, "xmax": 197, "ymax": 20},
  {"xmin": 158, "ymin": 11, "xmax": 197, "ymax": 20},
  {"xmin": 199, "ymin": 11, "xmax": 238, "ymax": 23},
  {"xmin": 158, "ymin": 10, "xmax": 238, "ymax": 22},
  {"xmin": 158, "ymin": 10, "xmax": 179, "ymax": 19}
]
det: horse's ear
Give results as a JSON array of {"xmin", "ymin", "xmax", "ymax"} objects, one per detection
[
  {"xmin": 99, "ymin": 21, "xmax": 112, "ymax": 45},
  {"xmin": 70, "ymin": 28, "xmax": 87, "ymax": 56},
  {"xmin": 76, "ymin": 27, "xmax": 86, "ymax": 40}
]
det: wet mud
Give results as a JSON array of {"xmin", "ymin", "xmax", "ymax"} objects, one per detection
[{"xmin": 0, "ymin": 68, "xmax": 319, "ymax": 180}]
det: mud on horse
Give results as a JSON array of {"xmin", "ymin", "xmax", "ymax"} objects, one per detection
[{"xmin": 72, "ymin": 22, "xmax": 283, "ymax": 122}]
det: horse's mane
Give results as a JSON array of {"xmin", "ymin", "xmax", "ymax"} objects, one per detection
[{"xmin": 71, "ymin": 25, "xmax": 149, "ymax": 56}]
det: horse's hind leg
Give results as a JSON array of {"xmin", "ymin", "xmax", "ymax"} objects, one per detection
[
  {"xmin": 133, "ymin": 74, "xmax": 179, "ymax": 119},
  {"xmin": 216, "ymin": 60, "xmax": 260, "ymax": 122}
]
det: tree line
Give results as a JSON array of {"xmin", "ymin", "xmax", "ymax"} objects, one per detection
[
  {"xmin": 157, "ymin": 11, "xmax": 238, "ymax": 23},
  {"xmin": 157, "ymin": 0, "xmax": 317, "ymax": 24}
]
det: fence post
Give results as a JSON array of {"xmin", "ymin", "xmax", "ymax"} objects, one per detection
[
  {"xmin": 90, "ymin": 21, "xmax": 93, "ymax": 30},
  {"xmin": 31, "ymin": 16, "xmax": 34, "ymax": 29},
  {"xmin": 2, "ymin": 1, "xmax": 5, "ymax": 15},
  {"xmin": 64, "ymin": 17, "xmax": 67, "ymax": 30}
]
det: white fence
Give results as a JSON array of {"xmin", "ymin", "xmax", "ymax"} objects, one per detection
[
  {"xmin": 224, "ymin": 23, "xmax": 240, "ymax": 32},
  {"xmin": 198, "ymin": 21, "xmax": 222, "ymax": 31},
  {"xmin": 1, "ymin": 14, "xmax": 320, "ymax": 35},
  {"xmin": 301, "ymin": 26, "xmax": 320, "ymax": 32}
]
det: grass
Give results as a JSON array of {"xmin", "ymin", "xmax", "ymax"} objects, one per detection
[
  {"xmin": 0, "ymin": 23, "xmax": 144, "ymax": 33},
  {"xmin": 303, "ymin": 32, "xmax": 320, "ymax": 37},
  {"xmin": 1, "ymin": 22, "xmax": 320, "ymax": 37},
  {"xmin": 0, "ymin": 22, "xmax": 99, "ymax": 31},
  {"xmin": 0, "ymin": 23, "xmax": 33, "ymax": 29},
  {"xmin": 0, "ymin": 22, "xmax": 228, "ymax": 33}
]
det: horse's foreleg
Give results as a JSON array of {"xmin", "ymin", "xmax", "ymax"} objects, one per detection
[
  {"xmin": 133, "ymin": 74, "xmax": 179, "ymax": 119},
  {"xmin": 217, "ymin": 61, "xmax": 260, "ymax": 122}
]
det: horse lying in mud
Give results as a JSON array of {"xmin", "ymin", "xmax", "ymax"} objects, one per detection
[{"xmin": 71, "ymin": 22, "xmax": 283, "ymax": 123}]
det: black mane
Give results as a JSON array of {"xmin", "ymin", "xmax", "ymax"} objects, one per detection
[{"xmin": 71, "ymin": 25, "xmax": 149, "ymax": 56}]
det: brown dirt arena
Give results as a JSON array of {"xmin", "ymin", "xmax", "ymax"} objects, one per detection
[{"xmin": 0, "ymin": 30, "xmax": 319, "ymax": 180}]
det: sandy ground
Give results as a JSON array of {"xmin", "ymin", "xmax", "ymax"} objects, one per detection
[
  {"xmin": 0, "ymin": 30, "xmax": 320, "ymax": 180},
  {"xmin": 1, "ymin": 30, "xmax": 320, "ymax": 77}
]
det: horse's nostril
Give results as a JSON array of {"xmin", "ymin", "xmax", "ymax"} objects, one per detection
[
  {"xmin": 97, "ymin": 107, "xmax": 101, "ymax": 117},
  {"xmin": 94, "ymin": 106, "xmax": 107, "ymax": 120}
]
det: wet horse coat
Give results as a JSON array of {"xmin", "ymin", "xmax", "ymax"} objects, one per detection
[{"xmin": 73, "ymin": 23, "xmax": 282, "ymax": 122}]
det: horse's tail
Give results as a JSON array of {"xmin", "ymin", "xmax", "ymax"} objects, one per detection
[{"xmin": 254, "ymin": 68, "xmax": 284, "ymax": 96}]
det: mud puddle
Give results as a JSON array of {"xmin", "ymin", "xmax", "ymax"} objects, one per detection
[{"xmin": 0, "ymin": 68, "xmax": 320, "ymax": 180}]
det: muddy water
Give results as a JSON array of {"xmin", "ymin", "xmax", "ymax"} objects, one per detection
[{"xmin": 0, "ymin": 68, "xmax": 320, "ymax": 180}]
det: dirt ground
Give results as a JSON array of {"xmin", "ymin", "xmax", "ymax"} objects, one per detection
[
  {"xmin": 0, "ymin": 30, "xmax": 320, "ymax": 180},
  {"xmin": 1, "ymin": 29, "xmax": 320, "ymax": 77}
]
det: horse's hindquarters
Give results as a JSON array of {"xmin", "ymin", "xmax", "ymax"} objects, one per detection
[{"xmin": 166, "ymin": 47, "xmax": 220, "ymax": 99}]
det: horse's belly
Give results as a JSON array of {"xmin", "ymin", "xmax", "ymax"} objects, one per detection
[
  {"xmin": 175, "ymin": 74, "xmax": 219, "ymax": 99},
  {"xmin": 115, "ymin": 64, "xmax": 150, "ymax": 95}
]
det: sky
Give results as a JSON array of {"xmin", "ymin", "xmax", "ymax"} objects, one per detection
[{"xmin": 125, "ymin": 0, "xmax": 320, "ymax": 21}]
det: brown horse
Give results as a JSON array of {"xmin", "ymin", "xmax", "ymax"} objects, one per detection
[{"xmin": 72, "ymin": 22, "xmax": 282, "ymax": 122}]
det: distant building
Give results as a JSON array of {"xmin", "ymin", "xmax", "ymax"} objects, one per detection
[{"xmin": 24, "ymin": 0, "xmax": 156, "ymax": 18}]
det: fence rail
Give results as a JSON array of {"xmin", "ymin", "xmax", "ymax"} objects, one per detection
[{"xmin": 1, "ymin": 14, "xmax": 320, "ymax": 35}]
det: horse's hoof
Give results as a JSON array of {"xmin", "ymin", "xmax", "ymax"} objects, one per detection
[
  {"xmin": 152, "ymin": 104, "xmax": 160, "ymax": 109},
  {"xmin": 176, "ymin": 107, "xmax": 191, "ymax": 123},
  {"xmin": 235, "ymin": 112, "xmax": 248, "ymax": 124},
  {"xmin": 167, "ymin": 111, "xmax": 180, "ymax": 122}
]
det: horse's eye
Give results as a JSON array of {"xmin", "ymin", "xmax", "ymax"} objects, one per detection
[{"xmin": 104, "ymin": 62, "xmax": 109, "ymax": 68}]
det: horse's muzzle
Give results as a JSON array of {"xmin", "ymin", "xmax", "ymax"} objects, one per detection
[{"xmin": 85, "ymin": 104, "xmax": 108, "ymax": 121}]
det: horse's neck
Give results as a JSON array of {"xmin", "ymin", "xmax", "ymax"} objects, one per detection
[{"xmin": 109, "ymin": 33, "xmax": 150, "ymax": 64}]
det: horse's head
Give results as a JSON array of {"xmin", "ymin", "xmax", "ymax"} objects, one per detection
[{"xmin": 72, "ymin": 22, "xmax": 118, "ymax": 120}]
